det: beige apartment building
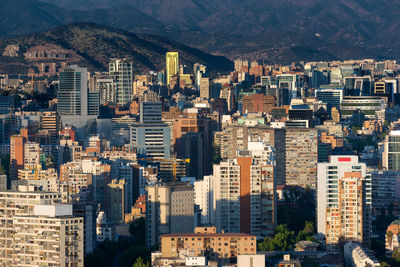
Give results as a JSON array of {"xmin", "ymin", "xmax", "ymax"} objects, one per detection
[
  {"xmin": 146, "ymin": 182, "xmax": 194, "ymax": 247},
  {"xmin": 12, "ymin": 204, "xmax": 84, "ymax": 267},
  {"xmin": 160, "ymin": 227, "xmax": 256, "ymax": 262},
  {"xmin": 326, "ymin": 172, "xmax": 370, "ymax": 250},
  {"xmin": 0, "ymin": 186, "xmax": 63, "ymax": 265}
]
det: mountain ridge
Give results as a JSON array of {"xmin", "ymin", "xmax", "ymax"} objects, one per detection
[{"xmin": 0, "ymin": 23, "xmax": 233, "ymax": 74}]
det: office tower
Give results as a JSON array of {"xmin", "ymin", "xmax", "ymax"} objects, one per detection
[
  {"xmin": 315, "ymin": 87, "xmax": 344, "ymax": 110},
  {"xmin": 326, "ymin": 172, "xmax": 370, "ymax": 250},
  {"xmin": 241, "ymin": 94, "xmax": 276, "ymax": 114},
  {"xmin": 199, "ymin": 77, "xmax": 210, "ymax": 99},
  {"xmin": 131, "ymin": 100, "xmax": 170, "ymax": 159},
  {"xmin": 0, "ymin": 187, "xmax": 63, "ymax": 265},
  {"xmin": 288, "ymin": 103, "xmax": 313, "ymax": 127},
  {"xmin": 382, "ymin": 130, "xmax": 400, "ymax": 171},
  {"xmin": 39, "ymin": 111, "xmax": 61, "ymax": 133},
  {"xmin": 285, "ymin": 128, "xmax": 318, "ymax": 188},
  {"xmin": 146, "ymin": 182, "xmax": 194, "ymax": 247},
  {"xmin": 107, "ymin": 179, "xmax": 126, "ymax": 224},
  {"xmin": 10, "ymin": 135, "xmax": 25, "ymax": 180},
  {"xmin": 317, "ymin": 156, "xmax": 369, "ymax": 236},
  {"xmin": 0, "ymin": 95, "xmax": 14, "ymax": 114},
  {"xmin": 172, "ymin": 113, "xmax": 212, "ymax": 178},
  {"xmin": 96, "ymin": 77, "xmax": 116, "ymax": 104},
  {"xmin": 13, "ymin": 204, "xmax": 84, "ymax": 266},
  {"xmin": 130, "ymin": 123, "xmax": 171, "ymax": 159},
  {"xmin": 88, "ymin": 90, "xmax": 100, "ymax": 116},
  {"xmin": 109, "ymin": 58, "xmax": 133, "ymax": 105},
  {"xmin": 277, "ymin": 74, "xmax": 301, "ymax": 100},
  {"xmin": 166, "ymin": 52, "xmax": 179, "ymax": 85},
  {"xmin": 58, "ymin": 65, "xmax": 88, "ymax": 116},
  {"xmin": 344, "ymin": 76, "xmax": 372, "ymax": 96},
  {"xmin": 140, "ymin": 101, "xmax": 162, "ymax": 123}
]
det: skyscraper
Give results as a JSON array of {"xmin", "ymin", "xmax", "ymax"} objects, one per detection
[
  {"xmin": 109, "ymin": 58, "xmax": 133, "ymax": 105},
  {"xmin": 58, "ymin": 65, "xmax": 88, "ymax": 116},
  {"xmin": 317, "ymin": 156, "xmax": 370, "ymax": 238},
  {"xmin": 166, "ymin": 52, "xmax": 179, "ymax": 85}
]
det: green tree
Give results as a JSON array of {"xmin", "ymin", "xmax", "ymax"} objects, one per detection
[
  {"xmin": 133, "ymin": 257, "xmax": 150, "ymax": 267},
  {"xmin": 258, "ymin": 224, "xmax": 296, "ymax": 251}
]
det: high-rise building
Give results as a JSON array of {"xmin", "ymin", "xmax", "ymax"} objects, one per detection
[
  {"xmin": 96, "ymin": 77, "xmax": 116, "ymax": 105},
  {"xmin": 60, "ymin": 159, "xmax": 111, "ymax": 205},
  {"xmin": 131, "ymin": 100, "xmax": 170, "ymax": 159},
  {"xmin": 315, "ymin": 88, "xmax": 344, "ymax": 110},
  {"xmin": 58, "ymin": 65, "xmax": 88, "ymax": 116},
  {"xmin": 23, "ymin": 142, "xmax": 41, "ymax": 169},
  {"xmin": 130, "ymin": 123, "xmax": 171, "ymax": 159},
  {"xmin": 166, "ymin": 52, "xmax": 179, "ymax": 85},
  {"xmin": 194, "ymin": 175, "xmax": 215, "ymax": 225},
  {"xmin": 199, "ymin": 77, "xmax": 210, "ymax": 99},
  {"xmin": 39, "ymin": 111, "xmax": 61, "ymax": 133},
  {"xmin": 285, "ymin": 128, "xmax": 318, "ymax": 188},
  {"xmin": 382, "ymin": 130, "xmax": 400, "ymax": 171},
  {"xmin": 213, "ymin": 156, "xmax": 276, "ymax": 238},
  {"xmin": 0, "ymin": 187, "xmax": 66, "ymax": 265},
  {"xmin": 317, "ymin": 156, "xmax": 370, "ymax": 237},
  {"xmin": 107, "ymin": 179, "xmax": 126, "ymax": 224},
  {"xmin": 140, "ymin": 101, "xmax": 162, "ymax": 123},
  {"xmin": 13, "ymin": 204, "xmax": 84, "ymax": 266},
  {"xmin": 146, "ymin": 182, "xmax": 194, "ymax": 247},
  {"xmin": 326, "ymin": 172, "xmax": 370, "ymax": 250},
  {"xmin": 10, "ymin": 135, "xmax": 25, "ymax": 180},
  {"xmin": 109, "ymin": 58, "xmax": 133, "ymax": 105}
]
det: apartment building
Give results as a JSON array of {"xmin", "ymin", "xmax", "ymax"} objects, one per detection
[
  {"xmin": 12, "ymin": 204, "xmax": 84, "ymax": 267},
  {"xmin": 285, "ymin": 128, "xmax": 318, "ymax": 188},
  {"xmin": 326, "ymin": 172, "xmax": 370, "ymax": 250},
  {"xmin": 146, "ymin": 182, "xmax": 194, "ymax": 247},
  {"xmin": 160, "ymin": 227, "xmax": 256, "ymax": 263}
]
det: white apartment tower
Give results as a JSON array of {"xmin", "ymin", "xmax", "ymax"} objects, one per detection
[{"xmin": 317, "ymin": 156, "xmax": 371, "ymax": 237}]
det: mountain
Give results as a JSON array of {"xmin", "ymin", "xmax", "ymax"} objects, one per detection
[
  {"xmin": 0, "ymin": 23, "xmax": 233, "ymax": 73},
  {"xmin": 0, "ymin": 0, "xmax": 167, "ymax": 37},
  {"xmin": 3, "ymin": 0, "xmax": 400, "ymax": 63}
]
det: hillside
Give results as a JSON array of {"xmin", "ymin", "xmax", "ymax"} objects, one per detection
[
  {"xmin": 37, "ymin": 0, "xmax": 400, "ymax": 62},
  {"xmin": 2, "ymin": 0, "xmax": 400, "ymax": 62},
  {"xmin": 0, "ymin": 23, "xmax": 233, "ymax": 74}
]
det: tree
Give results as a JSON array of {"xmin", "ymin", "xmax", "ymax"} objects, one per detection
[
  {"xmin": 133, "ymin": 257, "xmax": 150, "ymax": 267},
  {"xmin": 258, "ymin": 224, "xmax": 296, "ymax": 251}
]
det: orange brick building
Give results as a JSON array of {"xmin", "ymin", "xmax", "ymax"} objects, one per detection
[{"xmin": 241, "ymin": 94, "xmax": 276, "ymax": 114}]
